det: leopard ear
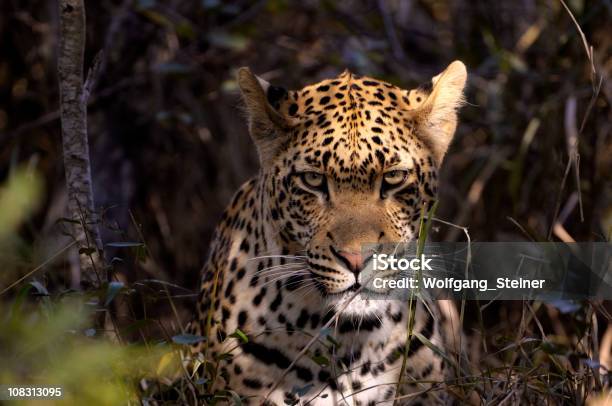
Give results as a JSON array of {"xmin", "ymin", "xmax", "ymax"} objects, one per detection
[
  {"xmin": 414, "ymin": 61, "xmax": 467, "ymax": 166},
  {"xmin": 237, "ymin": 67, "xmax": 291, "ymax": 165}
]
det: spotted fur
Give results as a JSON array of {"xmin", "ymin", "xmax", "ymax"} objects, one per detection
[{"xmin": 188, "ymin": 62, "xmax": 467, "ymax": 405}]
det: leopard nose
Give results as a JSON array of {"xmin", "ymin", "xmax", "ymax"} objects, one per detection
[{"xmin": 332, "ymin": 248, "xmax": 364, "ymax": 273}]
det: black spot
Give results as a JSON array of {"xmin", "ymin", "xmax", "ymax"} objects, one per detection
[
  {"xmin": 238, "ymin": 310, "xmax": 248, "ymax": 327},
  {"xmin": 422, "ymin": 312, "xmax": 435, "ymax": 339},
  {"xmin": 322, "ymin": 151, "xmax": 331, "ymax": 168},
  {"xmin": 230, "ymin": 258, "xmax": 238, "ymax": 272},
  {"xmin": 390, "ymin": 311, "xmax": 403, "ymax": 323},
  {"xmin": 243, "ymin": 378, "xmax": 263, "ymax": 389},
  {"xmin": 339, "ymin": 350, "xmax": 361, "ymax": 367},
  {"xmin": 424, "ymin": 182, "xmax": 435, "ymax": 197},
  {"xmin": 270, "ymin": 290, "xmax": 283, "ymax": 311},
  {"xmin": 360, "ymin": 361, "xmax": 371, "ymax": 376},
  {"xmin": 222, "ymin": 307, "xmax": 231, "ymax": 323},
  {"xmin": 284, "ymin": 392, "xmax": 299, "ymax": 404},
  {"xmin": 420, "ymin": 363, "xmax": 434, "ymax": 378},
  {"xmin": 316, "ymin": 85, "xmax": 330, "ymax": 92},
  {"xmin": 372, "ymin": 136, "xmax": 382, "ymax": 145},
  {"xmin": 318, "ymin": 370, "xmax": 331, "ymax": 383},
  {"xmin": 375, "ymin": 150, "xmax": 385, "ymax": 167},
  {"xmin": 321, "ymin": 137, "xmax": 333, "ymax": 146},
  {"xmin": 242, "ymin": 342, "xmax": 313, "ymax": 381},
  {"xmin": 224, "ymin": 280, "xmax": 234, "ymax": 298},
  {"xmin": 320, "ymin": 96, "xmax": 330, "ymax": 105},
  {"xmin": 288, "ymin": 103, "xmax": 298, "ymax": 116},
  {"xmin": 296, "ymin": 309, "xmax": 310, "ymax": 329},
  {"xmin": 267, "ymin": 86, "xmax": 287, "ymax": 106},
  {"xmin": 252, "ymin": 287, "xmax": 267, "ymax": 306},
  {"xmin": 310, "ymin": 313, "xmax": 320, "ymax": 329},
  {"xmin": 239, "ymin": 239, "xmax": 250, "ymax": 252}
]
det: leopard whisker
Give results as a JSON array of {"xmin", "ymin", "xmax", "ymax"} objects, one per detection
[
  {"xmin": 260, "ymin": 271, "xmax": 311, "ymax": 288},
  {"xmin": 257, "ymin": 262, "xmax": 308, "ymax": 275},
  {"xmin": 287, "ymin": 281, "xmax": 319, "ymax": 302},
  {"xmin": 247, "ymin": 254, "xmax": 308, "ymax": 262}
]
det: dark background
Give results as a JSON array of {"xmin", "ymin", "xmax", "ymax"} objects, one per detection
[{"xmin": 0, "ymin": 0, "xmax": 610, "ymax": 336}]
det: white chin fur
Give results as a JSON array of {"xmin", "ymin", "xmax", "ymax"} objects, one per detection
[{"xmin": 325, "ymin": 291, "xmax": 388, "ymax": 317}]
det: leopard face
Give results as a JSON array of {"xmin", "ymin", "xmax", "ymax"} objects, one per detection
[{"xmin": 238, "ymin": 62, "xmax": 466, "ymax": 317}]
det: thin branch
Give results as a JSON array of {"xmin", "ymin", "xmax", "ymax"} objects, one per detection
[
  {"xmin": 377, "ymin": 0, "xmax": 406, "ymax": 61},
  {"xmin": 57, "ymin": 0, "xmax": 105, "ymax": 289}
]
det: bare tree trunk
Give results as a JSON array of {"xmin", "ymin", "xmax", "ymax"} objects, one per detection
[{"xmin": 57, "ymin": 0, "xmax": 105, "ymax": 290}]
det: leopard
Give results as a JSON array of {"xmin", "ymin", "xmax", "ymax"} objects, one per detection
[{"xmin": 187, "ymin": 61, "xmax": 468, "ymax": 405}]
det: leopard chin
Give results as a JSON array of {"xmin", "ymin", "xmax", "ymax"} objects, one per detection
[{"xmin": 324, "ymin": 290, "xmax": 390, "ymax": 318}]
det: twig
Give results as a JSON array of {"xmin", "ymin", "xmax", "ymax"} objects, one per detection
[
  {"xmin": 83, "ymin": 50, "xmax": 104, "ymax": 103},
  {"xmin": 558, "ymin": 0, "xmax": 604, "ymax": 226},
  {"xmin": 447, "ymin": 149, "xmax": 507, "ymax": 241},
  {"xmin": 377, "ymin": 0, "xmax": 406, "ymax": 61},
  {"xmin": 563, "ymin": 96, "xmax": 584, "ymax": 222},
  {"xmin": 547, "ymin": 157, "xmax": 573, "ymax": 241},
  {"xmin": 0, "ymin": 241, "xmax": 78, "ymax": 296},
  {"xmin": 57, "ymin": 0, "xmax": 105, "ymax": 289}
]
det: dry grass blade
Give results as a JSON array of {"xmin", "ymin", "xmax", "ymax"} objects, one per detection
[{"xmin": 0, "ymin": 241, "xmax": 77, "ymax": 296}]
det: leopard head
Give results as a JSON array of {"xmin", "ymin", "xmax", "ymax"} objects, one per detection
[{"xmin": 238, "ymin": 62, "xmax": 467, "ymax": 316}]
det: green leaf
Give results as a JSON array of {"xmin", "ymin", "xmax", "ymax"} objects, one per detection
[
  {"xmin": 207, "ymin": 31, "xmax": 249, "ymax": 51},
  {"xmin": 176, "ymin": 22, "xmax": 196, "ymax": 40},
  {"xmin": 319, "ymin": 327, "xmax": 333, "ymax": 337},
  {"xmin": 105, "ymin": 281, "xmax": 125, "ymax": 307},
  {"xmin": 29, "ymin": 281, "xmax": 49, "ymax": 296},
  {"xmin": 324, "ymin": 334, "xmax": 341, "ymax": 348},
  {"xmin": 137, "ymin": 0, "xmax": 156, "ymax": 9},
  {"xmin": 310, "ymin": 354, "xmax": 329, "ymax": 367},
  {"xmin": 229, "ymin": 328, "xmax": 248, "ymax": 343},
  {"xmin": 105, "ymin": 242, "xmax": 145, "ymax": 248},
  {"xmin": 292, "ymin": 383, "xmax": 314, "ymax": 397},
  {"xmin": 194, "ymin": 377, "xmax": 207, "ymax": 385},
  {"xmin": 171, "ymin": 334, "xmax": 206, "ymax": 345},
  {"xmin": 139, "ymin": 9, "xmax": 173, "ymax": 28},
  {"xmin": 202, "ymin": 0, "xmax": 220, "ymax": 8}
]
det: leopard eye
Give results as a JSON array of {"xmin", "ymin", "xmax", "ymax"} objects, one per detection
[
  {"xmin": 383, "ymin": 170, "xmax": 408, "ymax": 187},
  {"xmin": 299, "ymin": 172, "xmax": 326, "ymax": 192}
]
